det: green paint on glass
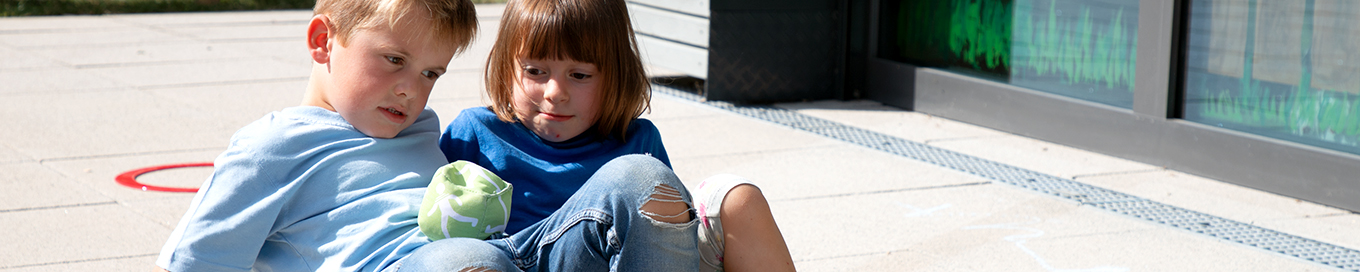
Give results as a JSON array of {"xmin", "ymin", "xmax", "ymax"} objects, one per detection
[
  {"xmin": 1010, "ymin": 0, "xmax": 1139, "ymax": 108},
  {"xmin": 887, "ymin": 0, "xmax": 1011, "ymax": 77},
  {"xmin": 1187, "ymin": 0, "xmax": 1360, "ymax": 153}
]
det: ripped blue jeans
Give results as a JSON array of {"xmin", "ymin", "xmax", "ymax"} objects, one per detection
[{"xmin": 392, "ymin": 154, "xmax": 700, "ymax": 272}]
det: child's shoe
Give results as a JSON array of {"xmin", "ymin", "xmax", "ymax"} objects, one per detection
[
  {"xmin": 418, "ymin": 160, "xmax": 513, "ymax": 240},
  {"xmin": 694, "ymin": 174, "xmax": 756, "ymax": 272}
]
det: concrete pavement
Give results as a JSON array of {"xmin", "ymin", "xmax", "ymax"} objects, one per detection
[{"xmin": 2, "ymin": 4, "xmax": 1358, "ymax": 271}]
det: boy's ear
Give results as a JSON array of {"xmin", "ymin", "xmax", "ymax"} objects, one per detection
[{"xmin": 307, "ymin": 14, "xmax": 333, "ymax": 64}]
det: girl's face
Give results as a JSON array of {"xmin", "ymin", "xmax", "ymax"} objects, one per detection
[{"xmin": 512, "ymin": 57, "xmax": 602, "ymax": 142}]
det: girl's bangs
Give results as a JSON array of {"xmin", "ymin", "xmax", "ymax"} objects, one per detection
[{"xmin": 513, "ymin": 4, "xmax": 605, "ymax": 65}]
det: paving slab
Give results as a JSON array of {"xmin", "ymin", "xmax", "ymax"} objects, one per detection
[
  {"xmin": 649, "ymin": 111, "xmax": 839, "ymax": 160},
  {"xmin": 0, "ymin": 67, "xmax": 128, "ymax": 95},
  {"xmin": 157, "ymin": 21, "xmax": 304, "ymax": 42},
  {"xmin": 429, "ymin": 71, "xmax": 490, "ymax": 101},
  {"xmin": 1081, "ymin": 169, "xmax": 1360, "ymax": 250},
  {"xmin": 668, "ymin": 143, "xmax": 987, "ymax": 201},
  {"xmin": 771, "ymin": 179, "xmax": 1335, "ymax": 271},
  {"xmin": 3, "ymin": 255, "xmax": 157, "ymax": 272},
  {"xmin": 0, "ymin": 16, "xmax": 140, "ymax": 33},
  {"xmin": 109, "ymin": 10, "xmax": 312, "ymax": 26},
  {"xmin": 27, "ymin": 41, "xmax": 253, "ymax": 68},
  {"xmin": 0, "ymin": 142, "xmax": 35, "ymax": 164},
  {"xmin": 0, "ymin": 45, "xmax": 65, "ymax": 69},
  {"xmin": 85, "ymin": 58, "xmax": 308, "ymax": 87},
  {"xmin": 0, "ymin": 90, "xmax": 233, "ymax": 159},
  {"xmin": 42, "ymin": 149, "xmax": 222, "ymax": 204},
  {"xmin": 927, "ymin": 135, "xmax": 1163, "ymax": 179},
  {"xmin": 0, "ymin": 162, "xmax": 114, "ymax": 211},
  {"xmin": 0, "ymin": 25, "xmax": 195, "ymax": 49},
  {"xmin": 206, "ymin": 39, "xmax": 312, "ymax": 68},
  {"xmin": 776, "ymin": 100, "xmax": 1009, "ymax": 143},
  {"xmin": 0, "ymin": 204, "xmax": 170, "ymax": 269},
  {"xmin": 142, "ymin": 79, "xmax": 309, "ymax": 121},
  {"xmin": 777, "ymin": 100, "xmax": 1163, "ymax": 179}
]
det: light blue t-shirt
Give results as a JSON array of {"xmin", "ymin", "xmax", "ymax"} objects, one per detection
[{"xmin": 157, "ymin": 106, "xmax": 448, "ymax": 272}]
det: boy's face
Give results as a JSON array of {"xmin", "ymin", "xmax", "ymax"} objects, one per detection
[
  {"xmin": 313, "ymin": 13, "xmax": 456, "ymax": 138},
  {"xmin": 512, "ymin": 57, "xmax": 602, "ymax": 142}
]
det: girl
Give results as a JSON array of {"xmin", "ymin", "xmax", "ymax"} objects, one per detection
[{"xmin": 419, "ymin": 0, "xmax": 795, "ymax": 271}]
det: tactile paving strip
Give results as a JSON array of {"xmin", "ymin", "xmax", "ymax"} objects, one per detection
[{"xmin": 652, "ymin": 84, "xmax": 1360, "ymax": 271}]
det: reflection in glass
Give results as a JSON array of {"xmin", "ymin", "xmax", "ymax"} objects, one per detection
[
  {"xmin": 878, "ymin": 0, "xmax": 1139, "ymax": 108},
  {"xmin": 879, "ymin": 0, "xmax": 1013, "ymax": 79},
  {"xmin": 1011, "ymin": 0, "xmax": 1139, "ymax": 108},
  {"xmin": 1184, "ymin": 0, "xmax": 1360, "ymax": 154}
]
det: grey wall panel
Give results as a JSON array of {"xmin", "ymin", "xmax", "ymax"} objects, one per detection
[
  {"xmin": 629, "ymin": 4, "xmax": 710, "ymax": 48},
  {"xmin": 637, "ymin": 35, "xmax": 708, "ymax": 78},
  {"xmin": 628, "ymin": 0, "xmax": 710, "ymax": 18}
]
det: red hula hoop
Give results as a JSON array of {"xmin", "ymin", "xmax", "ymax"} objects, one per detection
[{"xmin": 115, "ymin": 162, "xmax": 212, "ymax": 193}]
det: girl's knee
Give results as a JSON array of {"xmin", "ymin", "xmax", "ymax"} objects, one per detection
[
  {"xmin": 591, "ymin": 154, "xmax": 694, "ymax": 224},
  {"xmin": 640, "ymin": 184, "xmax": 693, "ymax": 224},
  {"xmin": 600, "ymin": 154, "xmax": 669, "ymax": 176}
]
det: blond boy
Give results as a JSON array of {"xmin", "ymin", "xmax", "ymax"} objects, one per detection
[{"xmin": 155, "ymin": 0, "xmax": 476, "ymax": 271}]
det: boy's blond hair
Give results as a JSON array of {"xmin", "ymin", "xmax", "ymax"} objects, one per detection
[
  {"xmin": 315, "ymin": 0, "xmax": 478, "ymax": 54},
  {"xmin": 485, "ymin": 0, "xmax": 651, "ymax": 140}
]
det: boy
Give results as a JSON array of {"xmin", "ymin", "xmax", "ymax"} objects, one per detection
[{"xmin": 154, "ymin": 0, "xmax": 477, "ymax": 271}]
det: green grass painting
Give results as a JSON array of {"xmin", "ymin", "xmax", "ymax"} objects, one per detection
[
  {"xmin": 891, "ymin": 0, "xmax": 1010, "ymax": 77},
  {"xmin": 889, "ymin": 0, "xmax": 1138, "ymax": 107},
  {"xmin": 947, "ymin": 0, "xmax": 1011, "ymax": 73},
  {"xmin": 1190, "ymin": 0, "xmax": 1360, "ymax": 151},
  {"xmin": 1011, "ymin": 0, "xmax": 1138, "ymax": 103},
  {"xmin": 1198, "ymin": 81, "xmax": 1360, "ymax": 146}
]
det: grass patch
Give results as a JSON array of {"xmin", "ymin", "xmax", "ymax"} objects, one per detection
[{"xmin": 1, "ymin": 0, "xmax": 506, "ymax": 16}]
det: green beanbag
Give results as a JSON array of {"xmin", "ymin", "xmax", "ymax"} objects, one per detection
[{"xmin": 418, "ymin": 160, "xmax": 513, "ymax": 240}]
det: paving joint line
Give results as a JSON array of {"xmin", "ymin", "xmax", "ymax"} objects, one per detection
[
  {"xmin": 134, "ymin": 76, "xmax": 310, "ymax": 90},
  {"xmin": 651, "ymin": 83, "xmax": 1360, "ymax": 271},
  {"xmin": 0, "ymin": 201, "xmax": 118, "ymax": 214},
  {"xmin": 1070, "ymin": 168, "xmax": 1168, "ymax": 180},
  {"xmin": 772, "ymin": 181, "xmax": 992, "ymax": 202},
  {"xmin": 674, "ymin": 144, "xmax": 842, "ymax": 161},
  {"xmin": 920, "ymin": 135, "xmax": 1008, "ymax": 145},
  {"xmin": 793, "ymin": 249, "xmax": 913, "ymax": 263},
  {"xmin": 0, "ymin": 253, "xmax": 158, "ymax": 269},
  {"xmin": 36, "ymin": 147, "xmax": 222, "ymax": 163}
]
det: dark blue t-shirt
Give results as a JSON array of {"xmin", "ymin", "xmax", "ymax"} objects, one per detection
[{"xmin": 438, "ymin": 107, "xmax": 670, "ymax": 234}]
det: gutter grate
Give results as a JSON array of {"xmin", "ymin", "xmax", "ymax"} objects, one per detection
[{"xmin": 652, "ymin": 84, "xmax": 1360, "ymax": 271}]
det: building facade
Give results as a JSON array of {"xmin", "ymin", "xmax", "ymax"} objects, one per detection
[{"xmin": 629, "ymin": 0, "xmax": 1360, "ymax": 212}]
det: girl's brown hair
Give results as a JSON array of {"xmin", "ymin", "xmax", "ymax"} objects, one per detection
[
  {"xmin": 315, "ymin": 0, "xmax": 478, "ymax": 54},
  {"xmin": 485, "ymin": 0, "xmax": 651, "ymax": 140}
]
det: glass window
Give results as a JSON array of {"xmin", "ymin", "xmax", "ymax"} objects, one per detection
[
  {"xmin": 1184, "ymin": 0, "xmax": 1360, "ymax": 155},
  {"xmin": 878, "ymin": 0, "xmax": 1140, "ymax": 109},
  {"xmin": 1011, "ymin": 0, "xmax": 1139, "ymax": 108},
  {"xmin": 878, "ymin": 0, "xmax": 1012, "ymax": 80}
]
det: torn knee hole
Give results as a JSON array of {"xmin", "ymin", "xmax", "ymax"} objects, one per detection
[
  {"xmin": 458, "ymin": 267, "xmax": 499, "ymax": 272},
  {"xmin": 641, "ymin": 185, "xmax": 693, "ymax": 224}
]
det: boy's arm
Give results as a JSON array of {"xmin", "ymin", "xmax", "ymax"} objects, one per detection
[{"xmin": 158, "ymin": 145, "xmax": 291, "ymax": 271}]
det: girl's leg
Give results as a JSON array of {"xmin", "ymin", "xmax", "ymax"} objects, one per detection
[
  {"xmin": 721, "ymin": 185, "xmax": 795, "ymax": 271},
  {"xmin": 695, "ymin": 175, "xmax": 795, "ymax": 272},
  {"xmin": 495, "ymin": 154, "xmax": 700, "ymax": 271},
  {"xmin": 393, "ymin": 238, "xmax": 519, "ymax": 272}
]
